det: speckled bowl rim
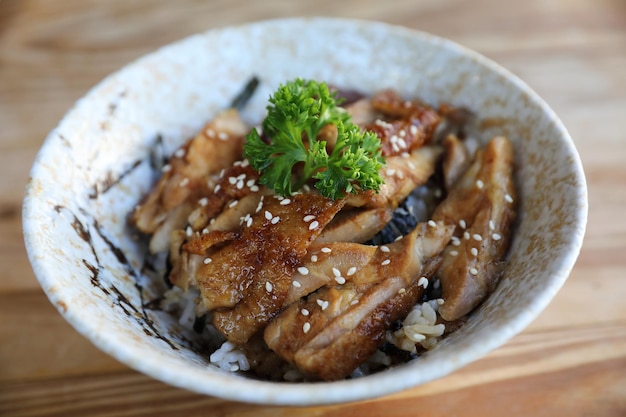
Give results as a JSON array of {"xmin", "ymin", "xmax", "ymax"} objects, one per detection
[{"xmin": 23, "ymin": 17, "xmax": 587, "ymax": 405}]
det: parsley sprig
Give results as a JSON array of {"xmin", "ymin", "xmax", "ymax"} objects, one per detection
[{"xmin": 243, "ymin": 79, "xmax": 385, "ymax": 200}]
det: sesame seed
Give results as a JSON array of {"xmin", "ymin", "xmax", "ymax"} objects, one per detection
[
  {"xmin": 418, "ymin": 276, "xmax": 429, "ymax": 289},
  {"xmin": 229, "ymin": 364, "xmax": 240, "ymax": 372},
  {"xmin": 464, "ymin": 231, "xmax": 471, "ymax": 240},
  {"xmin": 309, "ymin": 220, "xmax": 320, "ymax": 230},
  {"xmin": 228, "ymin": 177, "xmax": 237, "ymax": 185},
  {"xmin": 199, "ymin": 197, "xmax": 208, "ymax": 206},
  {"xmin": 396, "ymin": 170, "xmax": 405, "ymax": 180},
  {"xmin": 332, "ymin": 268, "xmax": 341, "ymax": 277},
  {"xmin": 174, "ymin": 149, "xmax": 185, "ymax": 158},
  {"xmin": 381, "ymin": 259, "xmax": 391, "ymax": 266},
  {"xmin": 297, "ymin": 266, "xmax": 309, "ymax": 275},
  {"xmin": 476, "ymin": 179, "xmax": 484, "ymax": 189},
  {"xmin": 246, "ymin": 179, "xmax": 256, "ymax": 187},
  {"xmin": 246, "ymin": 217, "xmax": 253, "ymax": 227},
  {"xmin": 292, "ymin": 280, "xmax": 302, "ymax": 288},
  {"xmin": 410, "ymin": 125, "xmax": 418, "ymax": 135},
  {"xmin": 311, "ymin": 255, "xmax": 318, "ymax": 262},
  {"xmin": 228, "ymin": 200, "xmax": 239, "ymax": 208},
  {"xmin": 399, "ymin": 129, "xmax": 406, "ymax": 138},
  {"xmin": 256, "ymin": 197, "xmax": 264, "ymax": 213},
  {"xmin": 392, "ymin": 143, "xmax": 400, "ymax": 153},
  {"xmin": 459, "ymin": 219, "xmax": 467, "ymax": 229},
  {"xmin": 407, "ymin": 161, "xmax": 416, "ymax": 170},
  {"xmin": 214, "ymin": 184, "xmax": 221, "ymax": 193},
  {"xmin": 401, "ymin": 152, "xmax": 410, "ymax": 158},
  {"xmin": 394, "ymin": 235, "xmax": 404, "ymax": 242},
  {"xmin": 428, "ymin": 220, "xmax": 437, "ymax": 228},
  {"xmin": 265, "ymin": 282, "xmax": 273, "ymax": 292},
  {"xmin": 386, "ymin": 168, "xmax": 396, "ymax": 176},
  {"xmin": 335, "ymin": 276, "xmax": 346, "ymax": 285},
  {"xmin": 473, "ymin": 234, "xmax": 483, "ymax": 241},
  {"xmin": 301, "ymin": 308, "xmax": 310, "ymax": 316},
  {"xmin": 437, "ymin": 298, "xmax": 445, "ymax": 305},
  {"xmin": 236, "ymin": 173, "xmax": 246, "ymax": 180},
  {"xmin": 316, "ymin": 299, "xmax": 329, "ymax": 310},
  {"xmin": 161, "ymin": 164, "xmax": 172, "ymax": 173},
  {"xmin": 489, "ymin": 220, "xmax": 496, "ymax": 230},
  {"xmin": 398, "ymin": 138, "xmax": 408, "ymax": 149},
  {"xmin": 303, "ymin": 215, "xmax": 316, "ymax": 222},
  {"xmin": 350, "ymin": 299, "xmax": 359, "ymax": 305},
  {"xmin": 321, "ymin": 247, "xmax": 332, "ymax": 253},
  {"xmin": 303, "ymin": 322, "xmax": 311, "ymax": 333},
  {"xmin": 492, "ymin": 233, "xmax": 502, "ymax": 241},
  {"xmin": 241, "ymin": 159, "xmax": 250, "ymax": 167},
  {"xmin": 205, "ymin": 128, "xmax": 215, "ymax": 138},
  {"xmin": 280, "ymin": 198, "xmax": 291, "ymax": 205},
  {"xmin": 202, "ymin": 228, "xmax": 209, "ymax": 234},
  {"xmin": 218, "ymin": 132, "xmax": 228, "ymax": 141},
  {"xmin": 505, "ymin": 194, "xmax": 514, "ymax": 203},
  {"xmin": 203, "ymin": 257, "xmax": 212, "ymax": 264},
  {"xmin": 218, "ymin": 169, "xmax": 225, "ymax": 178},
  {"xmin": 450, "ymin": 250, "xmax": 459, "ymax": 256},
  {"xmin": 469, "ymin": 268, "xmax": 478, "ymax": 275},
  {"xmin": 398, "ymin": 288, "xmax": 406, "ymax": 294},
  {"xmin": 186, "ymin": 226, "xmax": 193, "ymax": 237},
  {"xmin": 347, "ymin": 267, "xmax": 357, "ymax": 276},
  {"xmin": 179, "ymin": 178, "xmax": 189, "ymax": 187},
  {"xmin": 470, "ymin": 247, "xmax": 478, "ymax": 256},
  {"xmin": 250, "ymin": 185, "xmax": 259, "ymax": 192},
  {"xmin": 271, "ymin": 216, "xmax": 280, "ymax": 224},
  {"xmin": 236, "ymin": 180, "xmax": 244, "ymax": 190},
  {"xmin": 264, "ymin": 210, "xmax": 272, "ymax": 220},
  {"xmin": 380, "ymin": 245, "xmax": 390, "ymax": 253}
]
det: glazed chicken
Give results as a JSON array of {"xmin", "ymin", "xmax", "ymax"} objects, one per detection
[
  {"xmin": 264, "ymin": 221, "xmax": 454, "ymax": 380},
  {"xmin": 432, "ymin": 135, "xmax": 517, "ymax": 321},
  {"xmin": 131, "ymin": 83, "xmax": 518, "ymax": 381}
]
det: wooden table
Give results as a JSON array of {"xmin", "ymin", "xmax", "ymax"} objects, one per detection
[{"xmin": 1, "ymin": 1, "xmax": 625, "ymax": 415}]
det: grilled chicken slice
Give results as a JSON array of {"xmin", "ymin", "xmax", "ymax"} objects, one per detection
[
  {"xmin": 264, "ymin": 221, "xmax": 454, "ymax": 380},
  {"xmin": 365, "ymin": 89, "xmax": 442, "ymax": 157},
  {"xmin": 432, "ymin": 136, "xmax": 517, "ymax": 321},
  {"xmin": 167, "ymin": 165, "xmax": 264, "ymax": 289},
  {"xmin": 314, "ymin": 207, "xmax": 393, "ymax": 244},
  {"xmin": 441, "ymin": 134, "xmax": 472, "ymax": 191},
  {"xmin": 319, "ymin": 145, "xmax": 442, "ymax": 242},
  {"xmin": 344, "ymin": 145, "xmax": 442, "ymax": 209},
  {"xmin": 203, "ymin": 193, "xmax": 346, "ymax": 344},
  {"xmin": 130, "ymin": 109, "xmax": 249, "ymax": 253}
]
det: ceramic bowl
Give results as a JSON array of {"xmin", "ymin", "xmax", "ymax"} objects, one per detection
[{"xmin": 23, "ymin": 17, "xmax": 587, "ymax": 405}]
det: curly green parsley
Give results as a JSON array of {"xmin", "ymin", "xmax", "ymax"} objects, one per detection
[{"xmin": 243, "ymin": 79, "xmax": 385, "ymax": 200}]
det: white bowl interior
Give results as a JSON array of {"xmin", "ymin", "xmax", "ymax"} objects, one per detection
[{"xmin": 23, "ymin": 18, "xmax": 587, "ymax": 405}]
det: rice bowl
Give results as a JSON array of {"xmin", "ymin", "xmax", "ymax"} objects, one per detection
[{"xmin": 22, "ymin": 17, "xmax": 587, "ymax": 405}]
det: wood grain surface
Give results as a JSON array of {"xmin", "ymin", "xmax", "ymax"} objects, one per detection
[{"xmin": 1, "ymin": 0, "xmax": 625, "ymax": 416}]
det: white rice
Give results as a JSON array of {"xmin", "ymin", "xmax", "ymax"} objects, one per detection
[{"xmin": 387, "ymin": 299, "xmax": 445, "ymax": 353}]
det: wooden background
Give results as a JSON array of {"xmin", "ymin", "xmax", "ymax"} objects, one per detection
[{"xmin": 1, "ymin": 0, "xmax": 625, "ymax": 415}]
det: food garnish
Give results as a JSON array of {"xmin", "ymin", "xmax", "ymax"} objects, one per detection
[{"xmin": 243, "ymin": 79, "xmax": 385, "ymax": 199}]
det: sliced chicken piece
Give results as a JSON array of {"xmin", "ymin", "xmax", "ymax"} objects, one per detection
[
  {"xmin": 204, "ymin": 193, "xmax": 346, "ymax": 344},
  {"xmin": 314, "ymin": 207, "xmax": 393, "ymax": 244},
  {"xmin": 432, "ymin": 136, "xmax": 517, "ymax": 321},
  {"xmin": 130, "ymin": 109, "xmax": 249, "ymax": 253},
  {"xmin": 441, "ymin": 134, "xmax": 471, "ymax": 191},
  {"xmin": 167, "ymin": 168, "xmax": 265, "ymax": 289},
  {"xmin": 365, "ymin": 89, "xmax": 442, "ymax": 156},
  {"xmin": 284, "ymin": 242, "xmax": 378, "ymax": 305},
  {"xmin": 264, "ymin": 221, "xmax": 454, "ymax": 380},
  {"xmin": 344, "ymin": 145, "xmax": 442, "ymax": 209},
  {"xmin": 186, "ymin": 162, "xmax": 261, "ymax": 232}
]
